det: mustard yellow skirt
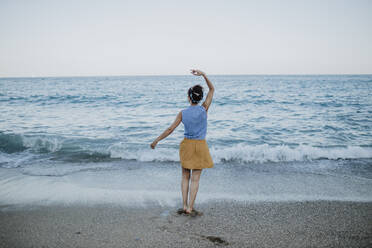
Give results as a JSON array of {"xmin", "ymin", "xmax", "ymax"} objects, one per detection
[{"xmin": 179, "ymin": 138, "xmax": 214, "ymax": 170}]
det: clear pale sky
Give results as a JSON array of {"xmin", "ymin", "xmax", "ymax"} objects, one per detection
[{"xmin": 0, "ymin": 0, "xmax": 371, "ymax": 77}]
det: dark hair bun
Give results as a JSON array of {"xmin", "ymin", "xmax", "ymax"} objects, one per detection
[{"xmin": 188, "ymin": 84, "xmax": 204, "ymax": 103}]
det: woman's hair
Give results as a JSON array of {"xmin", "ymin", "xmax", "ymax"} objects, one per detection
[{"xmin": 188, "ymin": 84, "xmax": 204, "ymax": 104}]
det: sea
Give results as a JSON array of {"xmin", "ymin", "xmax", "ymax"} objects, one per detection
[{"xmin": 1, "ymin": 74, "xmax": 372, "ymax": 207}]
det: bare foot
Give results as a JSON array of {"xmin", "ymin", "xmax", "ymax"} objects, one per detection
[
  {"xmin": 177, "ymin": 205, "xmax": 189, "ymax": 215},
  {"xmin": 185, "ymin": 207, "xmax": 192, "ymax": 214}
]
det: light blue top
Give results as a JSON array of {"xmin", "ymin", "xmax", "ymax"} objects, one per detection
[{"xmin": 181, "ymin": 105, "xmax": 207, "ymax": 140}]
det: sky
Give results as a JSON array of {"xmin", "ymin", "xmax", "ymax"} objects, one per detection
[{"xmin": 0, "ymin": 0, "xmax": 371, "ymax": 77}]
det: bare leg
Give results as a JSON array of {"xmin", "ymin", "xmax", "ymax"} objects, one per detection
[
  {"xmin": 186, "ymin": 169, "xmax": 202, "ymax": 214},
  {"xmin": 181, "ymin": 167, "xmax": 190, "ymax": 211}
]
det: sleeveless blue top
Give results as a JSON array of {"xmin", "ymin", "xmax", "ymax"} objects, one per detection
[{"xmin": 181, "ymin": 105, "xmax": 207, "ymax": 140}]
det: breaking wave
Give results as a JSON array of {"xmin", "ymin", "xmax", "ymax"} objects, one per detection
[
  {"xmin": 1, "ymin": 132, "xmax": 372, "ymax": 166},
  {"xmin": 110, "ymin": 143, "xmax": 372, "ymax": 163},
  {"xmin": 0, "ymin": 132, "xmax": 61, "ymax": 153}
]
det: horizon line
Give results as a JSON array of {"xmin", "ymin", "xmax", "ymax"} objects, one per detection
[{"xmin": 1, "ymin": 73, "xmax": 372, "ymax": 79}]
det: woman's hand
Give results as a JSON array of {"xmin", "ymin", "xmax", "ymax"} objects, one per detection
[
  {"xmin": 150, "ymin": 140, "xmax": 158, "ymax": 149},
  {"xmin": 190, "ymin": 69, "xmax": 205, "ymax": 76}
]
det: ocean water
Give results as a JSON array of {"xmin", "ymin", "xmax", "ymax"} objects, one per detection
[{"xmin": 1, "ymin": 75, "xmax": 372, "ymax": 206}]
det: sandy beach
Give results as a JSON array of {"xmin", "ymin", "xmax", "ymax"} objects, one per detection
[{"xmin": 1, "ymin": 200, "xmax": 371, "ymax": 248}]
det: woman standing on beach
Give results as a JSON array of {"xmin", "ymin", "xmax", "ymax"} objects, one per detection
[{"xmin": 150, "ymin": 69, "xmax": 214, "ymax": 215}]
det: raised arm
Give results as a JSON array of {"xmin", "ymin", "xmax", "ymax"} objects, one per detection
[
  {"xmin": 150, "ymin": 111, "xmax": 182, "ymax": 149},
  {"xmin": 191, "ymin": 69, "xmax": 214, "ymax": 112}
]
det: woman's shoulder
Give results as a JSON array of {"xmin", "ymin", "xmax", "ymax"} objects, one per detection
[
  {"xmin": 181, "ymin": 106, "xmax": 190, "ymax": 113},
  {"xmin": 198, "ymin": 105, "xmax": 207, "ymax": 112}
]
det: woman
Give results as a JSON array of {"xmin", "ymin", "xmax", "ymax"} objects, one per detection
[{"xmin": 150, "ymin": 69, "xmax": 215, "ymax": 215}]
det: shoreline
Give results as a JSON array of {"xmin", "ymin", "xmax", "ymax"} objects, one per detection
[{"xmin": 1, "ymin": 200, "xmax": 371, "ymax": 248}]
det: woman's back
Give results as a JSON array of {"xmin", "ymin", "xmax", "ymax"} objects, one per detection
[{"xmin": 181, "ymin": 105, "xmax": 207, "ymax": 140}]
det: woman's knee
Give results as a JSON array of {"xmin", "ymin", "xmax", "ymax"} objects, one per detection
[
  {"xmin": 191, "ymin": 169, "xmax": 202, "ymax": 182},
  {"xmin": 182, "ymin": 168, "xmax": 190, "ymax": 180}
]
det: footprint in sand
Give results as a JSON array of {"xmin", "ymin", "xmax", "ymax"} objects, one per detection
[{"xmin": 202, "ymin": 235, "xmax": 229, "ymax": 246}]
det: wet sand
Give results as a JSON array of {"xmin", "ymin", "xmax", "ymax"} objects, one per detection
[{"xmin": 1, "ymin": 201, "xmax": 371, "ymax": 248}]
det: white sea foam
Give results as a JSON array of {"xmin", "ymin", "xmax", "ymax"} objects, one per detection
[
  {"xmin": 0, "ymin": 152, "xmax": 36, "ymax": 168},
  {"xmin": 109, "ymin": 142, "xmax": 179, "ymax": 162},
  {"xmin": 22, "ymin": 136, "xmax": 63, "ymax": 152},
  {"xmin": 209, "ymin": 144, "xmax": 372, "ymax": 163},
  {"xmin": 108, "ymin": 143, "xmax": 372, "ymax": 163}
]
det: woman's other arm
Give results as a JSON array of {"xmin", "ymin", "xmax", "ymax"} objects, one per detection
[
  {"xmin": 150, "ymin": 111, "xmax": 182, "ymax": 149},
  {"xmin": 191, "ymin": 69, "xmax": 214, "ymax": 111}
]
